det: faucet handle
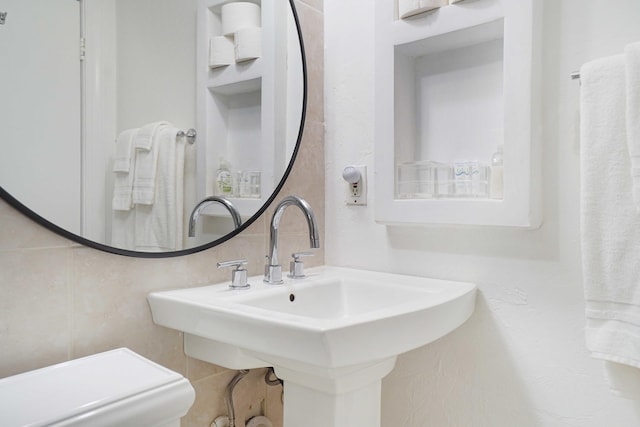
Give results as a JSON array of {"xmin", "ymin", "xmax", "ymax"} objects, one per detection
[
  {"xmin": 217, "ymin": 259, "xmax": 250, "ymax": 290},
  {"xmin": 292, "ymin": 252, "xmax": 314, "ymax": 260},
  {"xmin": 288, "ymin": 252, "xmax": 314, "ymax": 279}
]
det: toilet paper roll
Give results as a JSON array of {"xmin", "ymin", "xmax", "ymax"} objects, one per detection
[
  {"xmin": 399, "ymin": 0, "xmax": 447, "ymax": 18},
  {"xmin": 398, "ymin": 0, "xmax": 421, "ymax": 19},
  {"xmin": 421, "ymin": 0, "xmax": 448, "ymax": 12},
  {"xmin": 209, "ymin": 36, "xmax": 235, "ymax": 68},
  {"xmin": 221, "ymin": 2, "xmax": 261, "ymax": 36},
  {"xmin": 246, "ymin": 416, "xmax": 273, "ymax": 427},
  {"xmin": 234, "ymin": 27, "xmax": 262, "ymax": 62}
]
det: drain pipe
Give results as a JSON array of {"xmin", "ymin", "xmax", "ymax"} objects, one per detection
[
  {"xmin": 211, "ymin": 369, "xmax": 250, "ymax": 427},
  {"xmin": 211, "ymin": 368, "xmax": 282, "ymax": 427},
  {"xmin": 226, "ymin": 369, "xmax": 250, "ymax": 427},
  {"xmin": 265, "ymin": 367, "xmax": 284, "ymax": 406},
  {"xmin": 264, "ymin": 367, "xmax": 282, "ymax": 387}
]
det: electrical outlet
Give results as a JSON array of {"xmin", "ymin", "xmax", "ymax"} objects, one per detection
[{"xmin": 346, "ymin": 165, "xmax": 367, "ymax": 205}]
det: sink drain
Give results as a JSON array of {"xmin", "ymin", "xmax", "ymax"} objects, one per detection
[{"xmin": 289, "ymin": 294, "xmax": 295, "ymax": 302}]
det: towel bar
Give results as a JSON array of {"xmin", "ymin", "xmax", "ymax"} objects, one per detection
[{"xmin": 178, "ymin": 128, "xmax": 197, "ymax": 144}]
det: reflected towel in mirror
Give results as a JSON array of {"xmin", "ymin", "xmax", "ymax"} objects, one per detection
[
  {"xmin": 134, "ymin": 126, "xmax": 185, "ymax": 251},
  {"xmin": 112, "ymin": 129, "xmax": 138, "ymax": 211},
  {"xmin": 133, "ymin": 122, "xmax": 170, "ymax": 205}
]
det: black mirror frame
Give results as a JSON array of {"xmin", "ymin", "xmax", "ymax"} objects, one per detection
[{"xmin": 0, "ymin": 0, "xmax": 307, "ymax": 259}]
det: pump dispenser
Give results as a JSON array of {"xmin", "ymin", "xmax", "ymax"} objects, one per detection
[
  {"xmin": 216, "ymin": 157, "xmax": 233, "ymax": 196},
  {"xmin": 490, "ymin": 145, "xmax": 504, "ymax": 199}
]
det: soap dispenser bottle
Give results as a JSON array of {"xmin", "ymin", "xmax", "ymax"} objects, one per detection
[
  {"xmin": 216, "ymin": 158, "xmax": 233, "ymax": 196},
  {"xmin": 490, "ymin": 145, "xmax": 503, "ymax": 200}
]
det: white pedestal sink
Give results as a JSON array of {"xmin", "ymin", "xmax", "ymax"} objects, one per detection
[{"xmin": 148, "ymin": 266, "xmax": 476, "ymax": 427}]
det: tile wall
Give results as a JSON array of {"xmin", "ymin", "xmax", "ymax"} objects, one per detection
[{"xmin": 0, "ymin": 1, "xmax": 323, "ymax": 426}]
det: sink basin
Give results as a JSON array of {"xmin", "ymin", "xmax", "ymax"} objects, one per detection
[
  {"xmin": 148, "ymin": 266, "xmax": 476, "ymax": 427},
  {"xmin": 238, "ymin": 275, "xmax": 434, "ymax": 318},
  {"xmin": 149, "ymin": 266, "xmax": 475, "ymax": 369}
]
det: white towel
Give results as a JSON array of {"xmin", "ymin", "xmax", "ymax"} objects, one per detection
[
  {"xmin": 111, "ymin": 209, "xmax": 135, "ymax": 250},
  {"xmin": 133, "ymin": 122, "xmax": 171, "ymax": 205},
  {"xmin": 134, "ymin": 121, "xmax": 169, "ymax": 151},
  {"xmin": 112, "ymin": 129, "xmax": 138, "ymax": 211},
  {"xmin": 134, "ymin": 126, "xmax": 185, "ymax": 251},
  {"xmin": 580, "ymin": 54, "xmax": 640, "ymax": 370},
  {"xmin": 113, "ymin": 128, "xmax": 135, "ymax": 173},
  {"xmin": 625, "ymin": 42, "xmax": 640, "ymax": 211}
]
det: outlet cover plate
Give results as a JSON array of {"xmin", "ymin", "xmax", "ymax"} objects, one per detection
[{"xmin": 346, "ymin": 165, "xmax": 367, "ymax": 205}]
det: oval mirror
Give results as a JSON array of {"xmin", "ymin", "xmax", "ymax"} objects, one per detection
[{"xmin": 0, "ymin": 0, "xmax": 306, "ymax": 257}]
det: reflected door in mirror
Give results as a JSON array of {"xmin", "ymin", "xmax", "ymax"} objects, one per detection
[{"xmin": 0, "ymin": 0, "xmax": 81, "ymax": 233}]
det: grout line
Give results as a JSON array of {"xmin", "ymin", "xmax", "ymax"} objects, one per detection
[{"xmin": 66, "ymin": 247, "xmax": 75, "ymax": 361}]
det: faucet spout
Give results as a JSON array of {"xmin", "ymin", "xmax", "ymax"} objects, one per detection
[
  {"xmin": 264, "ymin": 195, "xmax": 320, "ymax": 284},
  {"xmin": 188, "ymin": 196, "xmax": 242, "ymax": 237}
]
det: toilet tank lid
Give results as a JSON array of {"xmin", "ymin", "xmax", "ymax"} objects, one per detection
[{"xmin": 0, "ymin": 348, "xmax": 189, "ymax": 427}]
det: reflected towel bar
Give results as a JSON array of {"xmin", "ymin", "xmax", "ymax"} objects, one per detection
[{"xmin": 178, "ymin": 128, "xmax": 197, "ymax": 144}]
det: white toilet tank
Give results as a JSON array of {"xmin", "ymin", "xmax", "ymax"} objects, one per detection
[{"xmin": 0, "ymin": 348, "xmax": 195, "ymax": 427}]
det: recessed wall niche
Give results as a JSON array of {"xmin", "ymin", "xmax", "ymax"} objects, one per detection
[
  {"xmin": 206, "ymin": 79, "xmax": 264, "ymax": 214},
  {"xmin": 196, "ymin": 0, "xmax": 296, "ymax": 218},
  {"xmin": 375, "ymin": 0, "xmax": 541, "ymax": 227}
]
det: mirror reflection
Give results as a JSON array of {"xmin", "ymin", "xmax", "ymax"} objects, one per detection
[{"xmin": 0, "ymin": 0, "xmax": 305, "ymax": 254}]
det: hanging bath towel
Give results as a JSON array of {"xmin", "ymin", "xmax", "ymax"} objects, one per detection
[
  {"xmin": 134, "ymin": 125, "xmax": 186, "ymax": 251},
  {"xmin": 580, "ymin": 52, "xmax": 640, "ymax": 388}
]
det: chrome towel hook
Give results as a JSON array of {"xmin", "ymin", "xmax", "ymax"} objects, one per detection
[{"xmin": 177, "ymin": 128, "xmax": 197, "ymax": 144}]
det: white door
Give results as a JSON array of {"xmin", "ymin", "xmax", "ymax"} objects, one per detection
[{"xmin": 0, "ymin": 0, "xmax": 81, "ymax": 234}]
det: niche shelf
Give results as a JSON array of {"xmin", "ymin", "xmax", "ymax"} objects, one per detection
[
  {"xmin": 374, "ymin": 0, "xmax": 541, "ymax": 227},
  {"xmin": 196, "ymin": 0, "xmax": 291, "ymax": 218}
]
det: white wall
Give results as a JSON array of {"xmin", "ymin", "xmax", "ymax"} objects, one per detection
[
  {"xmin": 115, "ymin": 0, "xmax": 197, "ymax": 131},
  {"xmin": 105, "ymin": 0, "xmax": 199, "ymax": 247},
  {"xmin": 325, "ymin": 0, "xmax": 640, "ymax": 425}
]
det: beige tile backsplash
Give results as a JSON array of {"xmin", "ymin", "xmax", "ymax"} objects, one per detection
[{"xmin": 0, "ymin": 3, "xmax": 323, "ymax": 426}]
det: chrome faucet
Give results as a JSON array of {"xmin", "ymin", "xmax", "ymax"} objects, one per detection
[
  {"xmin": 188, "ymin": 196, "xmax": 242, "ymax": 237},
  {"xmin": 264, "ymin": 196, "xmax": 320, "ymax": 284}
]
